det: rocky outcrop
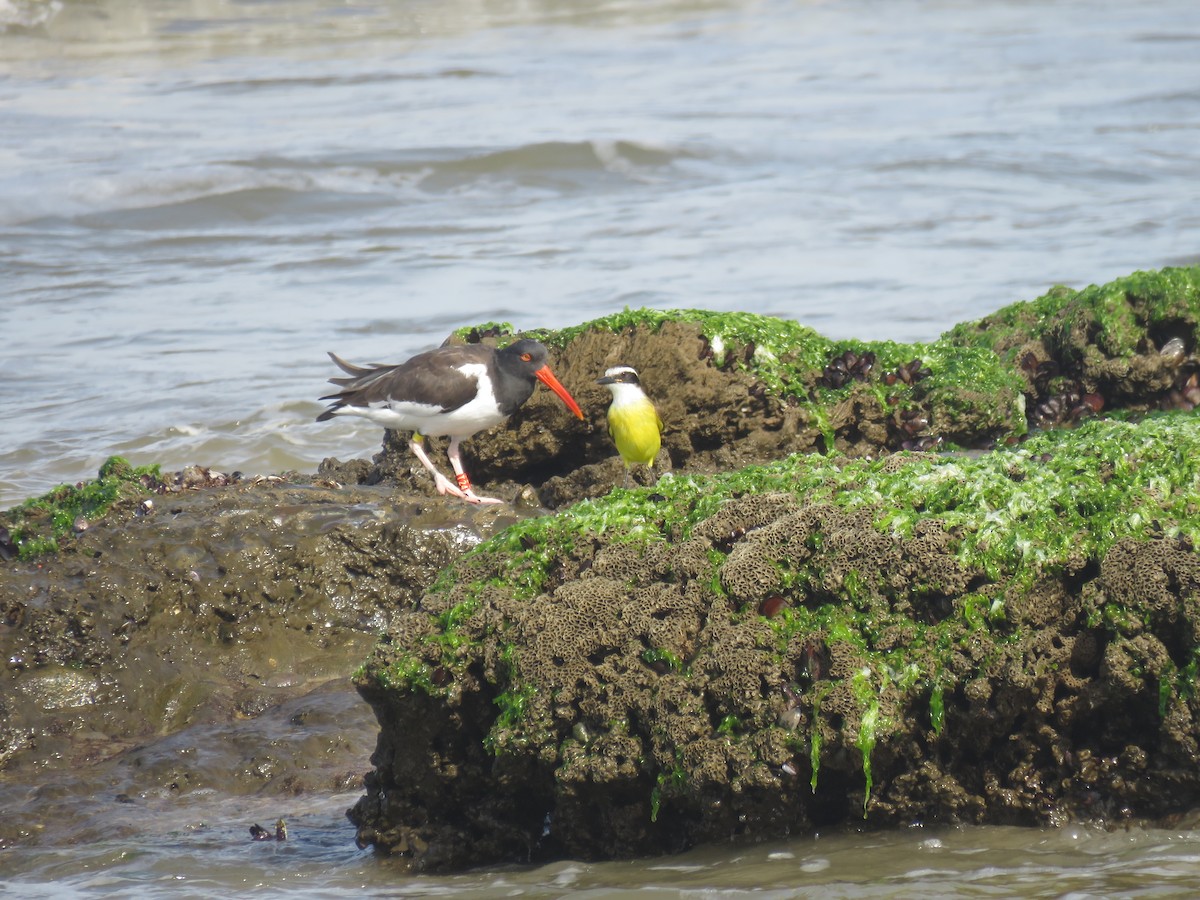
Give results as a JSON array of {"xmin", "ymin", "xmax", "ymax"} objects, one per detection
[
  {"xmin": 343, "ymin": 266, "xmax": 1200, "ymax": 870},
  {"xmin": 348, "ymin": 414, "xmax": 1200, "ymax": 869},
  {"xmin": 3, "ymin": 266, "xmax": 1200, "ymax": 863},
  {"xmin": 0, "ymin": 481, "xmax": 530, "ymax": 776}
]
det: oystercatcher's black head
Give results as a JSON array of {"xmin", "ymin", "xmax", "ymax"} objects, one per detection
[
  {"xmin": 495, "ymin": 339, "xmax": 551, "ymax": 377},
  {"xmin": 494, "ymin": 339, "xmax": 584, "ymax": 419}
]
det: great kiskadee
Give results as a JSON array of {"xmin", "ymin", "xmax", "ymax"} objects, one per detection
[{"xmin": 597, "ymin": 365, "xmax": 663, "ymax": 484}]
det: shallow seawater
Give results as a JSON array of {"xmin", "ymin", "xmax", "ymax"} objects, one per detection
[
  {"xmin": 7, "ymin": 805, "xmax": 1200, "ymax": 897},
  {"xmin": 3, "ymin": 0, "xmax": 1200, "ymax": 893}
]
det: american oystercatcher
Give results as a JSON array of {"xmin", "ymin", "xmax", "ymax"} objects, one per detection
[
  {"xmin": 596, "ymin": 365, "xmax": 663, "ymax": 484},
  {"xmin": 317, "ymin": 338, "xmax": 584, "ymax": 504}
]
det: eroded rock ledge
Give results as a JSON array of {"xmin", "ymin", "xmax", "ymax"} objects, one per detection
[{"xmin": 0, "ymin": 483, "xmax": 530, "ymax": 775}]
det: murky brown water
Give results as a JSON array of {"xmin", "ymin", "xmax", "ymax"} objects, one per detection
[{"xmin": 4, "ymin": 0, "xmax": 1200, "ymax": 893}]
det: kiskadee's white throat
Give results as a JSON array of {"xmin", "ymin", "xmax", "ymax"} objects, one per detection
[{"xmin": 596, "ymin": 365, "xmax": 663, "ymax": 483}]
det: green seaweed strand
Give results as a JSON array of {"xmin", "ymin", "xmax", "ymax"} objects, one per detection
[
  {"xmin": 852, "ymin": 667, "xmax": 884, "ymax": 815},
  {"xmin": 929, "ymin": 682, "xmax": 946, "ymax": 736}
]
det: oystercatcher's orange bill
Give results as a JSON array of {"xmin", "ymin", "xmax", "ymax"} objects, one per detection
[{"xmin": 534, "ymin": 366, "xmax": 584, "ymax": 419}]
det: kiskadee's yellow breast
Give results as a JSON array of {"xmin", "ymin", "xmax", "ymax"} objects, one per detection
[{"xmin": 607, "ymin": 398, "xmax": 662, "ymax": 467}]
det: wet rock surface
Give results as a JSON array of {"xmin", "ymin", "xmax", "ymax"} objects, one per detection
[
  {"xmin": 0, "ymin": 481, "xmax": 533, "ymax": 848},
  {"xmin": 3, "ymin": 266, "xmax": 1200, "ymax": 865}
]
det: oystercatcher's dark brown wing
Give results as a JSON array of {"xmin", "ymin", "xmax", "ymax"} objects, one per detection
[{"xmin": 316, "ymin": 346, "xmax": 491, "ymax": 421}]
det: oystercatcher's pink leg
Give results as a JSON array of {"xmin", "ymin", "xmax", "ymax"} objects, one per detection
[
  {"xmin": 446, "ymin": 437, "xmax": 503, "ymax": 505},
  {"xmin": 408, "ymin": 435, "xmax": 470, "ymax": 500}
]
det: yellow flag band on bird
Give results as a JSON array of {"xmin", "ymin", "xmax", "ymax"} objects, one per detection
[{"xmin": 597, "ymin": 365, "xmax": 663, "ymax": 472}]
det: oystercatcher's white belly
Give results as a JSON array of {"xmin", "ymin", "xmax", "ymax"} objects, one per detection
[{"xmin": 333, "ymin": 365, "xmax": 509, "ymax": 438}]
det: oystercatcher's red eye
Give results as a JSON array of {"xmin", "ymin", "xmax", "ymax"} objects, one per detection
[{"xmin": 521, "ymin": 353, "xmax": 532, "ymax": 362}]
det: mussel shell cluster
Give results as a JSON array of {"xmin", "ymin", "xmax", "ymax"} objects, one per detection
[
  {"xmin": 820, "ymin": 349, "xmax": 876, "ymax": 388},
  {"xmin": 1165, "ymin": 369, "xmax": 1200, "ymax": 410},
  {"xmin": 884, "ymin": 358, "xmax": 932, "ymax": 386},
  {"xmin": 1019, "ymin": 349, "xmax": 1104, "ymax": 430},
  {"xmin": 894, "ymin": 405, "xmax": 941, "ymax": 451},
  {"xmin": 898, "ymin": 434, "xmax": 943, "ymax": 452},
  {"xmin": 1031, "ymin": 386, "xmax": 1105, "ymax": 430},
  {"xmin": 1022, "ymin": 335, "xmax": 1200, "ymax": 425},
  {"xmin": 1162, "ymin": 338, "xmax": 1200, "ymax": 410},
  {"xmin": 1020, "ymin": 350, "xmax": 1061, "ymax": 389},
  {"xmin": 821, "ymin": 350, "xmax": 932, "ymax": 392},
  {"xmin": 819, "ymin": 350, "xmax": 940, "ymax": 448}
]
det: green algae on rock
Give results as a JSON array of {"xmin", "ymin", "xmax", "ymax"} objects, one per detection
[
  {"xmin": 946, "ymin": 266, "xmax": 1200, "ymax": 364},
  {"xmin": 1, "ymin": 457, "xmax": 162, "ymax": 559},
  {"xmin": 544, "ymin": 306, "xmax": 1029, "ymax": 451},
  {"xmin": 350, "ymin": 410, "xmax": 1200, "ymax": 869},
  {"xmin": 944, "ymin": 266, "xmax": 1200, "ymax": 419}
]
